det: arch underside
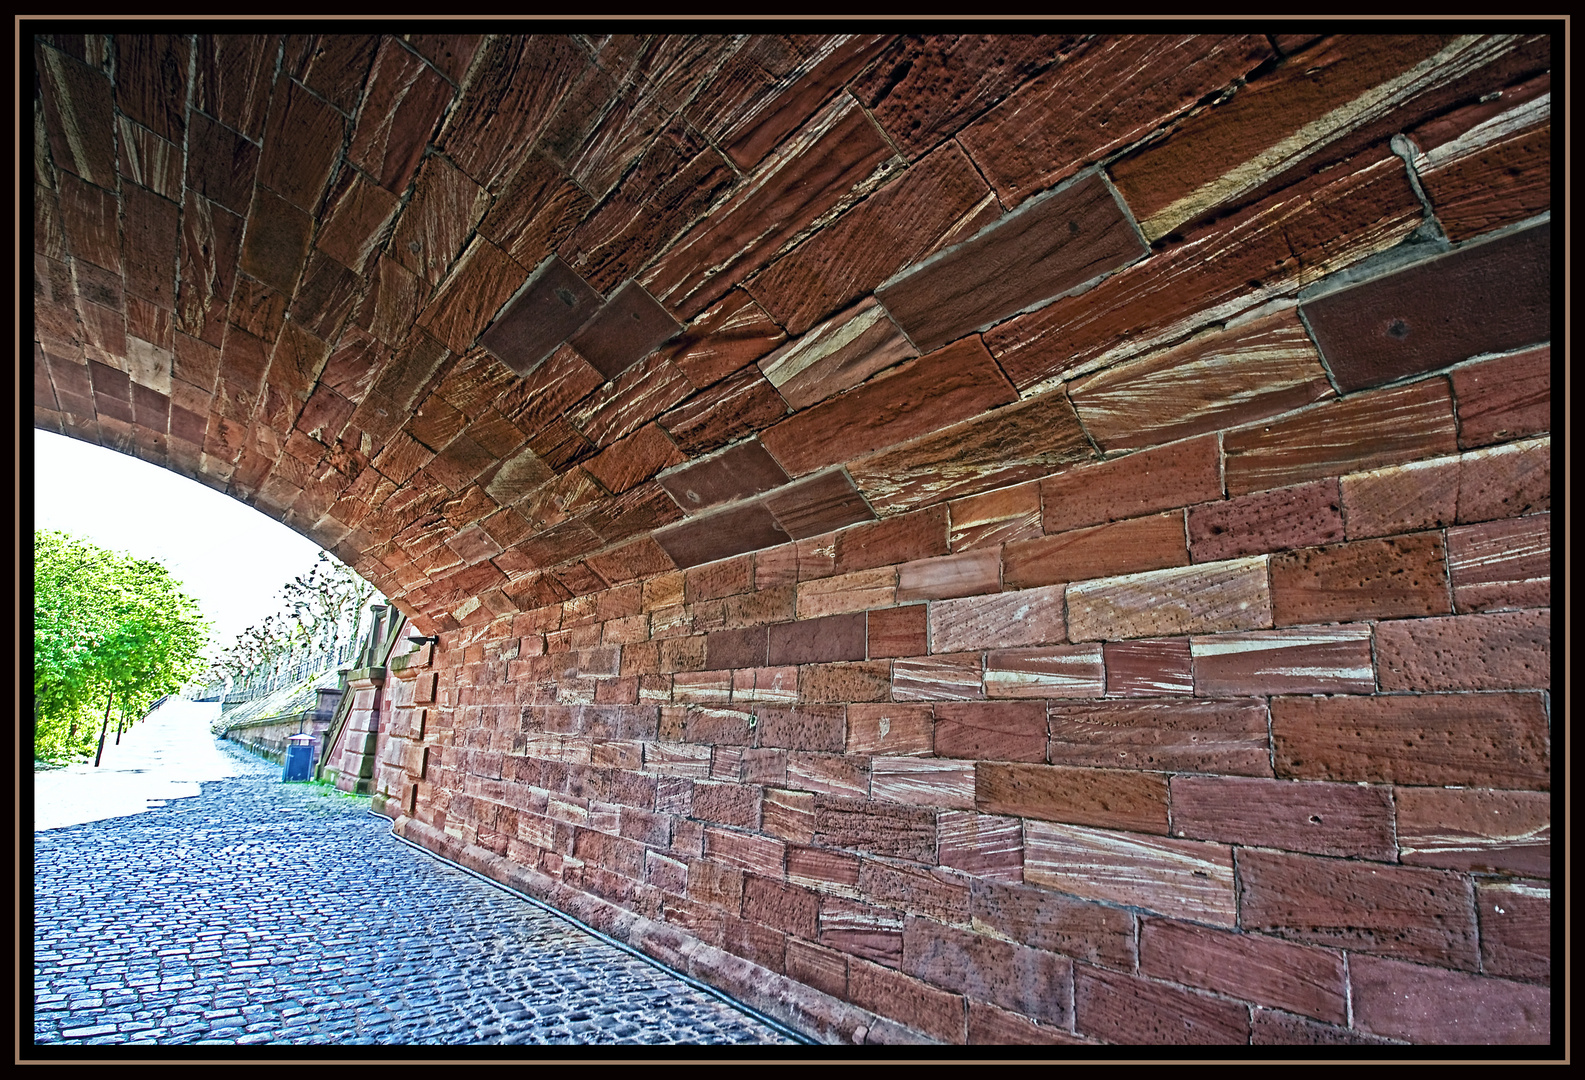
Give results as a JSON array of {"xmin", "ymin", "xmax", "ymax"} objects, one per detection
[{"xmin": 33, "ymin": 30, "xmax": 1554, "ymax": 1046}]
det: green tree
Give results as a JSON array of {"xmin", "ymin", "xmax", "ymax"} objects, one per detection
[{"xmin": 33, "ymin": 530, "xmax": 210, "ymax": 763}]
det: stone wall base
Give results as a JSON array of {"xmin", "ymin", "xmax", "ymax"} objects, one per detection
[{"xmin": 389, "ymin": 814, "xmax": 925, "ymax": 1046}]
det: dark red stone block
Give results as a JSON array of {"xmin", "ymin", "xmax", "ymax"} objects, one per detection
[
  {"xmin": 656, "ymin": 366, "xmax": 789, "ymax": 456},
  {"xmin": 652, "ymin": 290, "xmax": 788, "ymax": 391},
  {"xmin": 1302, "ymin": 224, "xmax": 1550, "ymax": 393},
  {"xmin": 764, "ymin": 470, "xmax": 876, "ymax": 540},
  {"xmin": 767, "ymin": 611, "xmax": 867, "ymax": 666},
  {"xmin": 1188, "ymin": 480, "xmax": 1345, "ymax": 563},
  {"xmin": 477, "ymin": 153, "xmax": 593, "ymax": 274},
  {"xmin": 438, "ymin": 35, "xmax": 588, "ymax": 193},
  {"xmin": 193, "ymin": 34, "xmax": 276, "ymax": 142},
  {"xmin": 561, "ymin": 118, "xmax": 738, "ymax": 295},
  {"xmin": 1102, "ymin": 638, "xmax": 1193, "ymax": 697},
  {"xmin": 350, "ymin": 35, "xmax": 456, "ymax": 195},
  {"xmin": 479, "ymin": 256, "xmax": 602, "ymax": 377},
  {"xmin": 934, "ymin": 702, "xmax": 1046, "ymax": 763},
  {"xmin": 653, "ymin": 499, "xmax": 791, "ymax": 570},
  {"xmin": 1451, "ymin": 345, "xmax": 1551, "ymax": 448},
  {"xmin": 581, "ymin": 423, "xmax": 685, "ymax": 496},
  {"xmin": 749, "ymin": 141, "xmax": 999, "ymax": 336},
  {"xmin": 657, "ymin": 441, "xmax": 790, "ymax": 516},
  {"xmin": 641, "ymin": 95, "xmax": 897, "ymax": 320},
  {"xmin": 878, "ymin": 171, "xmax": 1144, "ymax": 354},
  {"xmin": 239, "ymin": 185, "xmax": 312, "ymax": 298},
  {"xmin": 961, "ymin": 34, "xmax": 1273, "ymax": 209},
  {"xmin": 56, "ymin": 172, "xmax": 120, "ymax": 275},
  {"xmin": 704, "ymin": 625, "xmax": 769, "ymax": 671},
  {"xmin": 185, "ymin": 111, "xmax": 259, "ymax": 218},
  {"xmin": 866, "ymin": 605, "xmax": 928, "ymax": 660},
  {"xmin": 257, "ymin": 75, "xmax": 345, "ymax": 214},
  {"xmin": 760, "ymin": 336, "xmax": 1018, "ymax": 478},
  {"xmin": 115, "ymin": 35, "xmax": 190, "ymax": 143},
  {"xmin": 1074, "ymin": 964, "xmax": 1251, "ymax": 1046},
  {"xmin": 1170, "ymin": 776, "xmax": 1395, "ymax": 860},
  {"xmin": 37, "ymin": 42, "xmax": 117, "ymax": 189},
  {"xmin": 1446, "ymin": 513, "xmax": 1551, "ymax": 613},
  {"xmin": 1349, "ymin": 955, "xmax": 1550, "ymax": 1044},
  {"xmin": 566, "ymin": 281, "xmax": 681, "ymax": 381},
  {"xmin": 121, "ymin": 183, "xmax": 180, "ymax": 308},
  {"xmin": 1421, "ymin": 118, "xmax": 1551, "ymax": 244}
]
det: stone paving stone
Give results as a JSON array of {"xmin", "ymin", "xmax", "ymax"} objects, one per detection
[{"xmin": 32, "ymin": 740, "xmax": 798, "ymax": 1048}]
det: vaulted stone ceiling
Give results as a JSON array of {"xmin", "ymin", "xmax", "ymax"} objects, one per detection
[{"xmin": 32, "ymin": 31, "xmax": 1550, "ymax": 634}]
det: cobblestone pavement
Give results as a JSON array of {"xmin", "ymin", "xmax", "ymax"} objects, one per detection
[{"xmin": 32, "ymin": 739, "xmax": 800, "ymax": 1047}]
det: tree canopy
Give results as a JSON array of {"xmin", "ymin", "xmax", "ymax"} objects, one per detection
[{"xmin": 33, "ymin": 530, "xmax": 209, "ymax": 762}]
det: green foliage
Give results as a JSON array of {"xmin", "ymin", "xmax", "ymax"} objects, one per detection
[{"xmin": 33, "ymin": 530, "xmax": 209, "ymax": 762}]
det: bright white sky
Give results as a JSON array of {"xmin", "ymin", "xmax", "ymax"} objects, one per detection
[{"xmin": 31, "ymin": 429, "xmax": 370, "ymax": 660}]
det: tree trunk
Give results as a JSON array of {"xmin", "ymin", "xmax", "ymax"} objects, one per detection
[{"xmin": 94, "ymin": 692, "xmax": 113, "ymax": 767}]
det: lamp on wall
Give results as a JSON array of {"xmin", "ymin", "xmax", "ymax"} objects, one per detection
[{"xmin": 406, "ymin": 635, "xmax": 439, "ymax": 647}]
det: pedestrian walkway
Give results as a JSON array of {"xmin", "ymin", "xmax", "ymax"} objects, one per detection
[{"xmin": 32, "ymin": 702, "xmax": 800, "ymax": 1047}]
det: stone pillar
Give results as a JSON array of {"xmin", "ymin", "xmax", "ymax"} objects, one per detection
[
  {"xmin": 375, "ymin": 640, "xmax": 435, "ymax": 819},
  {"xmin": 329, "ymin": 667, "xmax": 386, "ymax": 795}
]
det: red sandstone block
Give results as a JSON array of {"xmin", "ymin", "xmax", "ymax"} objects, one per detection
[
  {"xmin": 1139, "ymin": 918, "xmax": 1347, "ymax": 1025},
  {"xmin": 1188, "ymin": 480, "xmax": 1344, "ymax": 563},
  {"xmin": 1066, "ymin": 557, "xmax": 1273, "ymax": 642},
  {"xmin": 1223, "ymin": 378, "xmax": 1459, "ymax": 496},
  {"xmin": 960, "ymin": 34, "xmax": 1271, "ymax": 210},
  {"xmin": 1190, "ymin": 627, "xmax": 1376, "ymax": 696},
  {"xmin": 869, "ymin": 758, "xmax": 974, "ymax": 811},
  {"xmin": 947, "ymin": 482, "xmax": 1043, "ymax": 553},
  {"xmin": 723, "ymin": 912, "xmax": 788, "ymax": 974},
  {"xmin": 1338, "ymin": 453, "xmax": 1460, "ymax": 539},
  {"xmin": 786, "ymin": 844, "xmax": 861, "ymax": 895},
  {"xmin": 760, "ymin": 335, "xmax": 1018, "ymax": 478},
  {"xmin": 934, "ymin": 810, "xmax": 1022, "ymax": 883},
  {"xmin": 1348, "ymin": 955, "xmax": 1550, "ymax": 1044},
  {"xmin": 1447, "ymin": 513, "xmax": 1550, "ymax": 613},
  {"xmin": 1250, "ymin": 1008, "xmax": 1395, "ymax": 1046},
  {"xmin": 754, "ymin": 705, "xmax": 846, "ymax": 753},
  {"xmin": 1476, "ymin": 880, "xmax": 1549, "ymax": 984},
  {"xmin": 703, "ymin": 824, "xmax": 786, "ymax": 879},
  {"xmin": 1302, "ymin": 224, "xmax": 1550, "ymax": 394},
  {"xmin": 830, "ymin": 504, "xmax": 951, "ymax": 577},
  {"xmin": 798, "ymin": 661, "xmax": 891, "ymax": 704},
  {"xmin": 1271, "ymin": 693, "xmax": 1550, "ymax": 790},
  {"xmin": 689, "ymin": 781, "xmax": 762, "ymax": 831},
  {"xmin": 1418, "ymin": 104, "xmax": 1550, "ymax": 244},
  {"xmin": 642, "ymin": 95, "xmax": 897, "ymax": 321},
  {"xmin": 812, "ymin": 796, "xmax": 936, "ymax": 863},
  {"xmin": 847, "ymin": 957, "xmax": 966, "ymax": 1044},
  {"xmin": 875, "ymin": 171, "xmax": 1144, "ymax": 354},
  {"xmin": 1170, "ymin": 776, "xmax": 1395, "ymax": 860},
  {"xmin": 984, "ymin": 645, "xmax": 1105, "ymax": 700},
  {"xmin": 1040, "ymin": 435, "xmax": 1222, "ymax": 534},
  {"xmin": 866, "ymin": 605, "xmax": 927, "ymax": 661},
  {"xmin": 1450, "ymin": 345, "xmax": 1550, "ymax": 448},
  {"xmin": 1048, "ymin": 699, "xmax": 1272, "ymax": 776},
  {"xmin": 892, "ymin": 654, "xmax": 985, "ymax": 702},
  {"xmin": 743, "ymin": 874, "xmax": 820, "ymax": 939},
  {"xmin": 967, "ymin": 1000, "xmax": 1089, "ymax": 1045},
  {"xmin": 1375, "ymin": 609, "xmax": 1549, "ymax": 692},
  {"xmin": 763, "ymin": 469, "xmax": 876, "ymax": 540},
  {"xmin": 765, "ymin": 611, "xmax": 866, "ymax": 666},
  {"xmin": 1067, "ymin": 310, "xmax": 1335, "ymax": 453},
  {"xmin": 896, "ymin": 549, "xmax": 1000, "ymax": 603},
  {"xmin": 1457, "ymin": 436, "xmax": 1551, "ymax": 523},
  {"xmin": 671, "ymin": 670, "xmax": 730, "ymax": 706},
  {"xmin": 1004, "ymin": 511, "xmax": 1190, "ymax": 590},
  {"xmin": 903, "ymin": 916, "xmax": 1074, "ymax": 1028},
  {"xmin": 846, "ymin": 703, "xmax": 934, "ymax": 757},
  {"xmin": 748, "ymin": 140, "xmax": 997, "ymax": 336},
  {"xmin": 857, "ymin": 859, "xmax": 971, "ymax": 926},
  {"xmin": 1073, "ymin": 964, "xmax": 1250, "ymax": 1046},
  {"xmin": 795, "ymin": 567, "xmax": 896, "ymax": 619},
  {"xmin": 969, "ymin": 878, "xmax": 1136, "ymax": 970},
  {"xmin": 1102, "ymin": 638, "xmax": 1193, "ymax": 697},
  {"xmin": 730, "ymin": 666, "xmax": 799, "ymax": 708},
  {"xmin": 642, "ymin": 741, "xmax": 712, "ymax": 779},
  {"xmin": 933, "ymin": 702, "xmax": 1047, "ymax": 763},
  {"xmin": 1394, "ymin": 787, "xmax": 1550, "ymax": 878},
  {"xmin": 1026, "ymin": 820, "xmax": 1236, "ymax": 926},
  {"xmin": 644, "ymin": 849, "xmax": 689, "ymax": 894},
  {"xmin": 685, "ymin": 857, "xmax": 745, "ymax": 911},
  {"xmin": 761, "ymin": 787, "xmax": 815, "ymax": 845},
  {"xmin": 1238, "ymin": 849, "xmax": 1478, "ymax": 968},
  {"xmin": 785, "ymin": 937, "xmax": 849, "ymax": 1000},
  {"xmin": 756, "ymin": 298, "xmax": 916, "ymax": 412},
  {"xmin": 978, "ymin": 762, "xmax": 1169, "ymax": 834},
  {"xmin": 928, "ymin": 583, "xmax": 1065, "ymax": 653},
  {"xmin": 1269, "ymin": 533, "xmax": 1451, "ymax": 625},
  {"xmin": 819, "ymin": 895, "xmax": 904, "ymax": 967}
]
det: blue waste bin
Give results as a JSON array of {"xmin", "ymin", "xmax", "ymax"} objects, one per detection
[{"xmin": 283, "ymin": 733, "xmax": 315, "ymax": 781}]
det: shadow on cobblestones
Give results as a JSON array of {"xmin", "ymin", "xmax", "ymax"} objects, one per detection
[{"xmin": 31, "ymin": 740, "xmax": 801, "ymax": 1050}]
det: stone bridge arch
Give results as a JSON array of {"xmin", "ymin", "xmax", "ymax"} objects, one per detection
[{"xmin": 32, "ymin": 29, "xmax": 1553, "ymax": 1046}]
